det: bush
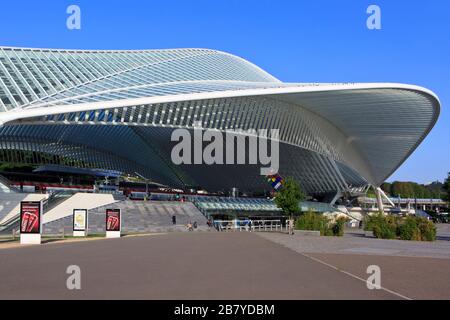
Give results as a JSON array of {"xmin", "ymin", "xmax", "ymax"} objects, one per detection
[
  {"xmin": 398, "ymin": 216, "xmax": 421, "ymax": 241},
  {"xmin": 365, "ymin": 214, "xmax": 436, "ymax": 241},
  {"xmin": 398, "ymin": 216, "xmax": 436, "ymax": 241},
  {"xmin": 332, "ymin": 217, "xmax": 348, "ymax": 237},
  {"xmin": 364, "ymin": 213, "xmax": 387, "ymax": 231},
  {"xmin": 364, "ymin": 213, "xmax": 398, "ymax": 239},
  {"xmin": 295, "ymin": 211, "xmax": 346, "ymax": 237},
  {"xmin": 418, "ymin": 218, "xmax": 437, "ymax": 241},
  {"xmin": 373, "ymin": 222, "xmax": 397, "ymax": 240},
  {"xmin": 295, "ymin": 211, "xmax": 331, "ymax": 236}
]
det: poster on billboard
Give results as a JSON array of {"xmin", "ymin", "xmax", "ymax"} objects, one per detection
[
  {"xmin": 20, "ymin": 201, "xmax": 42, "ymax": 245},
  {"xmin": 106, "ymin": 209, "xmax": 121, "ymax": 238},
  {"xmin": 20, "ymin": 202, "xmax": 41, "ymax": 234},
  {"xmin": 73, "ymin": 209, "xmax": 88, "ymax": 237}
]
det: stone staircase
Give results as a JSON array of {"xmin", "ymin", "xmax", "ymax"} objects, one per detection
[{"xmin": 43, "ymin": 200, "xmax": 209, "ymax": 235}]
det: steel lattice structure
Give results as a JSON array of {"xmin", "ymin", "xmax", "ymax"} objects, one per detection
[{"xmin": 0, "ymin": 47, "xmax": 441, "ymax": 196}]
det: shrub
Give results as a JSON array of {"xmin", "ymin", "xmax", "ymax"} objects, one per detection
[
  {"xmin": 399, "ymin": 216, "xmax": 436, "ymax": 241},
  {"xmin": 295, "ymin": 211, "xmax": 346, "ymax": 237},
  {"xmin": 373, "ymin": 222, "xmax": 397, "ymax": 239},
  {"xmin": 366, "ymin": 214, "xmax": 436, "ymax": 241},
  {"xmin": 364, "ymin": 213, "xmax": 398, "ymax": 239},
  {"xmin": 398, "ymin": 216, "xmax": 421, "ymax": 241},
  {"xmin": 332, "ymin": 217, "xmax": 348, "ymax": 237},
  {"xmin": 364, "ymin": 213, "xmax": 385, "ymax": 232},
  {"xmin": 418, "ymin": 218, "xmax": 437, "ymax": 241},
  {"xmin": 295, "ymin": 210, "xmax": 331, "ymax": 236}
]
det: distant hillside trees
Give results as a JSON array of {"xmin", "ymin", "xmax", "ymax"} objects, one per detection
[
  {"xmin": 380, "ymin": 181, "xmax": 444, "ymax": 199},
  {"xmin": 444, "ymin": 173, "xmax": 450, "ymax": 202}
]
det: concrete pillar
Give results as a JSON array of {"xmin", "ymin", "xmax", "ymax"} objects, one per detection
[
  {"xmin": 330, "ymin": 191, "xmax": 342, "ymax": 206},
  {"xmin": 375, "ymin": 188, "xmax": 385, "ymax": 215}
]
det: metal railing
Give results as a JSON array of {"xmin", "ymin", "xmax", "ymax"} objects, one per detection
[
  {"xmin": 213, "ymin": 220, "xmax": 286, "ymax": 232},
  {"xmin": 359, "ymin": 197, "xmax": 447, "ymax": 205}
]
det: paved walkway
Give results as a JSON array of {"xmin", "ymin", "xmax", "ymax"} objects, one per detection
[
  {"xmin": 258, "ymin": 225, "xmax": 450, "ymax": 259},
  {"xmin": 258, "ymin": 229, "xmax": 450, "ymax": 300},
  {"xmin": 0, "ymin": 233, "xmax": 400, "ymax": 300},
  {"xmin": 304, "ymin": 253, "xmax": 450, "ymax": 300}
]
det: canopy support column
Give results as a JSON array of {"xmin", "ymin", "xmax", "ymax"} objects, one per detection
[{"xmin": 374, "ymin": 186, "xmax": 385, "ymax": 215}]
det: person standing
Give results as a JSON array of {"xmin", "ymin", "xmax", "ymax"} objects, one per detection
[
  {"xmin": 288, "ymin": 217, "xmax": 294, "ymax": 235},
  {"xmin": 172, "ymin": 215, "xmax": 177, "ymax": 225}
]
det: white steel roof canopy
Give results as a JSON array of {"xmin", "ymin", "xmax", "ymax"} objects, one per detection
[{"xmin": 0, "ymin": 47, "xmax": 441, "ymax": 194}]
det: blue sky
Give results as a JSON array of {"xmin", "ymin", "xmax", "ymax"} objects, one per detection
[{"xmin": 0, "ymin": 0, "xmax": 448, "ymax": 183}]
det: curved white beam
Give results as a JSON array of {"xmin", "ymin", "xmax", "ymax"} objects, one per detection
[{"xmin": 0, "ymin": 83, "xmax": 440, "ymax": 125}]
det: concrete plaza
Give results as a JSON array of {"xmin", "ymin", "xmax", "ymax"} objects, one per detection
[{"xmin": 1, "ymin": 231, "xmax": 450, "ymax": 300}]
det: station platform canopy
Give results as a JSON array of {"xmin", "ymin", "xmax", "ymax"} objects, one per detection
[{"xmin": 194, "ymin": 196, "xmax": 336, "ymax": 214}]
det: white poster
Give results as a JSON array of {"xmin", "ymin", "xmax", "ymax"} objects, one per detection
[{"xmin": 73, "ymin": 209, "xmax": 88, "ymax": 231}]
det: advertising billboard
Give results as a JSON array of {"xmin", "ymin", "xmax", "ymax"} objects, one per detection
[
  {"xmin": 106, "ymin": 209, "xmax": 121, "ymax": 232},
  {"xmin": 73, "ymin": 209, "xmax": 88, "ymax": 232},
  {"xmin": 20, "ymin": 202, "xmax": 41, "ymax": 234}
]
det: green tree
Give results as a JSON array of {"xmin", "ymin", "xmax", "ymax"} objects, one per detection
[
  {"xmin": 380, "ymin": 182, "xmax": 392, "ymax": 196},
  {"xmin": 274, "ymin": 177, "xmax": 305, "ymax": 216},
  {"xmin": 444, "ymin": 173, "xmax": 450, "ymax": 202},
  {"xmin": 390, "ymin": 181, "xmax": 438, "ymax": 199}
]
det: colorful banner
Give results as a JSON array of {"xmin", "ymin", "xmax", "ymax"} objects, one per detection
[
  {"xmin": 106, "ymin": 209, "xmax": 121, "ymax": 232},
  {"xmin": 73, "ymin": 209, "xmax": 88, "ymax": 231},
  {"xmin": 267, "ymin": 174, "xmax": 284, "ymax": 191},
  {"xmin": 20, "ymin": 202, "xmax": 41, "ymax": 234}
]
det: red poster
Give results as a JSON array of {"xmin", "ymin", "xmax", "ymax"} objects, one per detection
[
  {"xmin": 106, "ymin": 209, "xmax": 121, "ymax": 232},
  {"xmin": 20, "ymin": 202, "xmax": 41, "ymax": 234}
]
